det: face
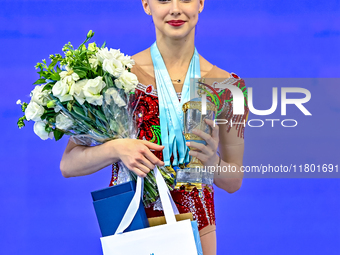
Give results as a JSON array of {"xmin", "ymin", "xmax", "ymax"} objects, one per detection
[{"xmin": 142, "ymin": 0, "xmax": 205, "ymax": 40}]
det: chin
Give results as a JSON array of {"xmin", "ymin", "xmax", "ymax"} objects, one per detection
[
  {"xmin": 164, "ymin": 28, "xmax": 195, "ymax": 40},
  {"xmin": 168, "ymin": 33, "xmax": 190, "ymax": 40}
]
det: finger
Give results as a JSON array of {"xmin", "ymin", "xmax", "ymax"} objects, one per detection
[
  {"xmin": 141, "ymin": 140, "xmax": 165, "ymax": 151},
  {"xmin": 143, "ymin": 148, "xmax": 165, "ymax": 166},
  {"xmin": 205, "ymin": 119, "xmax": 219, "ymax": 138},
  {"xmin": 189, "ymin": 150, "xmax": 208, "ymax": 164},
  {"xmin": 134, "ymin": 162, "xmax": 151, "ymax": 175},
  {"xmin": 131, "ymin": 167, "xmax": 148, "ymax": 178},
  {"xmin": 192, "ymin": 128, "xmax": 209, "ymax": 140},
  {"xmin": 192, "ymin": 128, "xmax": 216, "ymax": 148},
  {"xmin": 186, "ymin": 141, "xmax": 210, "ymax": 154},
  {"xmin": 136, "ymin": 154, "xmax": 156, "ymax": 169}
]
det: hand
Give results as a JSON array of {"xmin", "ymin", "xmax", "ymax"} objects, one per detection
[
  {"xmin": 186, "ymin": 119, "xmax": 220, "ymax": 167},
  {"xmin": 113, "ymin": 139, "xmax": 165, "ymax": 178}
]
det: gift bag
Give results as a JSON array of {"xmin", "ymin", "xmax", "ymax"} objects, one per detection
[
  {"xmin": 100, "ymin": 166, "xmax": 203, "ymax": 255},
  {"xmin": 91, "ymin": 180, "xmax": 149, "ymax": 237},
  {"xmin": 148, "ymin": 212, "xmax": 193, "ymax": 227}
]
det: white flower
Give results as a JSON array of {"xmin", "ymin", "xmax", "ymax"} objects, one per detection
[
  {"xmin": 109, "ymin": 49, "xmax": 124, "ymax": 59},
  {"xmin": 30, "ymin": 85, "xmax": 50, "ymax": 106},
  {"xmin": 83, "ymin": 76, "xmax": 106, "ymax": 105},
  {"xmin": 34, "ymin": 121, "xmax": 54, "ymax": 140},
  {"xmin": 59, "ymin": 66, "xmax": 80, "ymax": 83},
  {"xmin": 63, "ymin": 75, "xmax": 79, "ymax": 87},
  {"xmin": 104, "ymin": 88, "xmax": 127, "ymax": 107},
  {"xmin": 25, "ymin": 101, "xmax": 45, "ymax": 121},
  {"xmin": 96, "ymin": 48, "xmax": 122, "ymax": 63},
  {"xmin": 117, "ymin": 54, "xmax": 135, "ymax": 69},
  {"xmin": 56, "ymin": 113, "xmax": 73, "ymax": 131},
  {"xmin": 96, "ymin": 48, "xmax": 111, "ymax": 62},
  {"xmin": 70, "ymin": 79, "xmax": 87, "ymax": 105},
  {"xmin": 16, "ymin": 99, "xmax": 22, "ymax": 105},
  {"xmin": 102, "ymin": 58, "xmax": 124, "ymax": 77},
  {"xmin": 89, "ymin": 56, "xmax": 100, "ymax": 69},
  {"xmin": 52, "ymin": 79, "xmax": 73, "ymax": 102},
  {"xmin": 114, "ymin": 70, "xmax": 138, "ymax": 93}
]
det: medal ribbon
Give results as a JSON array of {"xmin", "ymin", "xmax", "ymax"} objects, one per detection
[{"xmin": 150, "ymin": 42, "xmax": 201, "ymax": 166}]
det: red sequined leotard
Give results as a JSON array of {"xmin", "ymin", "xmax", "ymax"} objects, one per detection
[{"xmin": 110, "ymin": 63, "xmax": 249, "ymax": 237}]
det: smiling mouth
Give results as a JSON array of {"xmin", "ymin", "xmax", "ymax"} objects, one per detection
[{"xmin": 167, "ymin": 20, "xmax": 186, "ymax": 27}]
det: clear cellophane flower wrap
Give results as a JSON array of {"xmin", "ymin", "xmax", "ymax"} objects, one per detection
[
  {"xmin": 16, "ymin": 30, "xmax": 175, "ymax": 208},
  {"xmin": 67, "ymin": 90, "xmax": 175, "ymax": 207}
]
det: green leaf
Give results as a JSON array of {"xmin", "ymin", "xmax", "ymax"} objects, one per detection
[
  {"xmin": 73, "ymin": 105, "xmax": 85, "ymax": 116},
  {"xmin": 87, "ymin": 109, "xmax": 96, "ymax": 121},
  {"xmin": 42, "ymin": 83, "xmax": 53, "ymax": 91},
  {"xmin": 101, "ymin": 41, "xmax": 106, "ymax": 48},
  {"xmin": 95, "ymin": 118, "xmax": 105, "ymax": 130},
  {"xmin": 74, "ymin": 66, "xmax": 91, "ymax": 72},
  {"xmin": 42, "ymin": 72, "xmax": 51, "ymax": 80},
  {"xmin": 104, "ymin": 73, "xmax": 114, "ymax": 87},
  {"xmin": 40, "ymin": 113, "xmax": 48, "ymax": 120},
  {"xmin": 40, "ymin": 108, "xmax": 55, "ymax": 120},
  {"xmin": 97, "ymin": 67, "xmax": 104, "ymax": 76},
  {"xmin": 67, "ymin": 101, "xmax": 75, "ymax": 112},
  {"xmin": 73, "ymin": 69, "xmax": 87, "ymax": 78},
  {"xmin": 33, "ymin": 79, "xmax": 46, "ymax": 85},
  {"xmin": 48, "ymin": 58, "xmax": 59, "ymax": 71},
  {"xmin": 50, "ymin": 72, "xmax": 61, "ymax": 81},
  {"xmin": 94, "ymin": 108, "xmax": 108, "ymax": 123},
  {"xmin": 72, "ymin": 106, "xmax": 93, "ymax": 123},
  {"xmin": 79, "ymin": 51, "xmax": 88, "ymax": 57},
  {"xmin": 37, "ymin": 69, "xmax": 46, "ymax": 77},
  {"xmin": 56, "ymin": 65, "xmax": 61, "ymax": 72},
  {"xmin": 54, "ymin": 129, "xmax": 64, "ymax": 141},
  {"xmin": 80, "ymin": 104, "xmax": 89, "ymax": 118}
]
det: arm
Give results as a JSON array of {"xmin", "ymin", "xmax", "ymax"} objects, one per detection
[
  {"xmin": 187, "ymin": 67, "xmax": 248, "ymax": 192},
  {"xmin": 60, "ymin": 139, "xmax": 119, "ymax": 178},
  {"xmin": 187, "ymin": 120, "xmax": 245, "ymax": 194},
  {"xmin": 213, "ymin": 123, "xmax": 245, "ymax": 193},
  {"xmin": 212, "ymin": 76, "xmax": 249, "ymax": 192},
  {"xmin": 60, "ymin": 138, "xmax": 164, "ymax": 178}
]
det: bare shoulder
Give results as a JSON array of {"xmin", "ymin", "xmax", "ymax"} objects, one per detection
[
  {"xmin": 199, "ymin": 55, "xmax": 231, "ymax": 78},
  {"xmin": 132, "ymin": 48, "xmax": 152, "ymax": 67},
  {"xmin": 131, "ymin": 48, "xmax": 154, "ymax": 76}
]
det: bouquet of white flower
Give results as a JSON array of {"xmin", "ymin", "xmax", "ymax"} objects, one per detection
[{"xmin": 17, "ymin": 30, "xmax": 174, "ymax": 206}]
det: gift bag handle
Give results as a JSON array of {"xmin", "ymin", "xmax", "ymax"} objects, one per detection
[{"xmin": 115, "ymin": 167, "xmax": 178, "ymax": 235}]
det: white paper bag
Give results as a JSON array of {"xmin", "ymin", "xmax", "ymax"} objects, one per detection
[{"xmin": 100, "ymin": 166, "xmax": 201, "ymax": 255}]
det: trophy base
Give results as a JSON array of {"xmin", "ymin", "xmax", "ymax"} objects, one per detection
[
  {"xmin": 186, "ymin": 156, "xmax": 203, "ymax": 169},
  {"xmin": 176, "ymin": 167, "xmax": 214, "ymax": 186},
  {"xmin": 174, "ymin": 181, "xmax": 202, "ymax": 191}
]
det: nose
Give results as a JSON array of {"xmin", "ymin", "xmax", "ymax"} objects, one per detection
[{"xmin": 169, "ymin": 0, "xmax": 182, "ymax": 16}]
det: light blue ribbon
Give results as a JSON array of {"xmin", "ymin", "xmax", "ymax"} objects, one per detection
[{"xmin": 150, "ymin": 42, "xmax": 201, "ymax": 166}]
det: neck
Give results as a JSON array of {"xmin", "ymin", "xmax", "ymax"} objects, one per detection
[{"xmin": 155, "ymin": 29, "xmax": 196, "ymax": 69}]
